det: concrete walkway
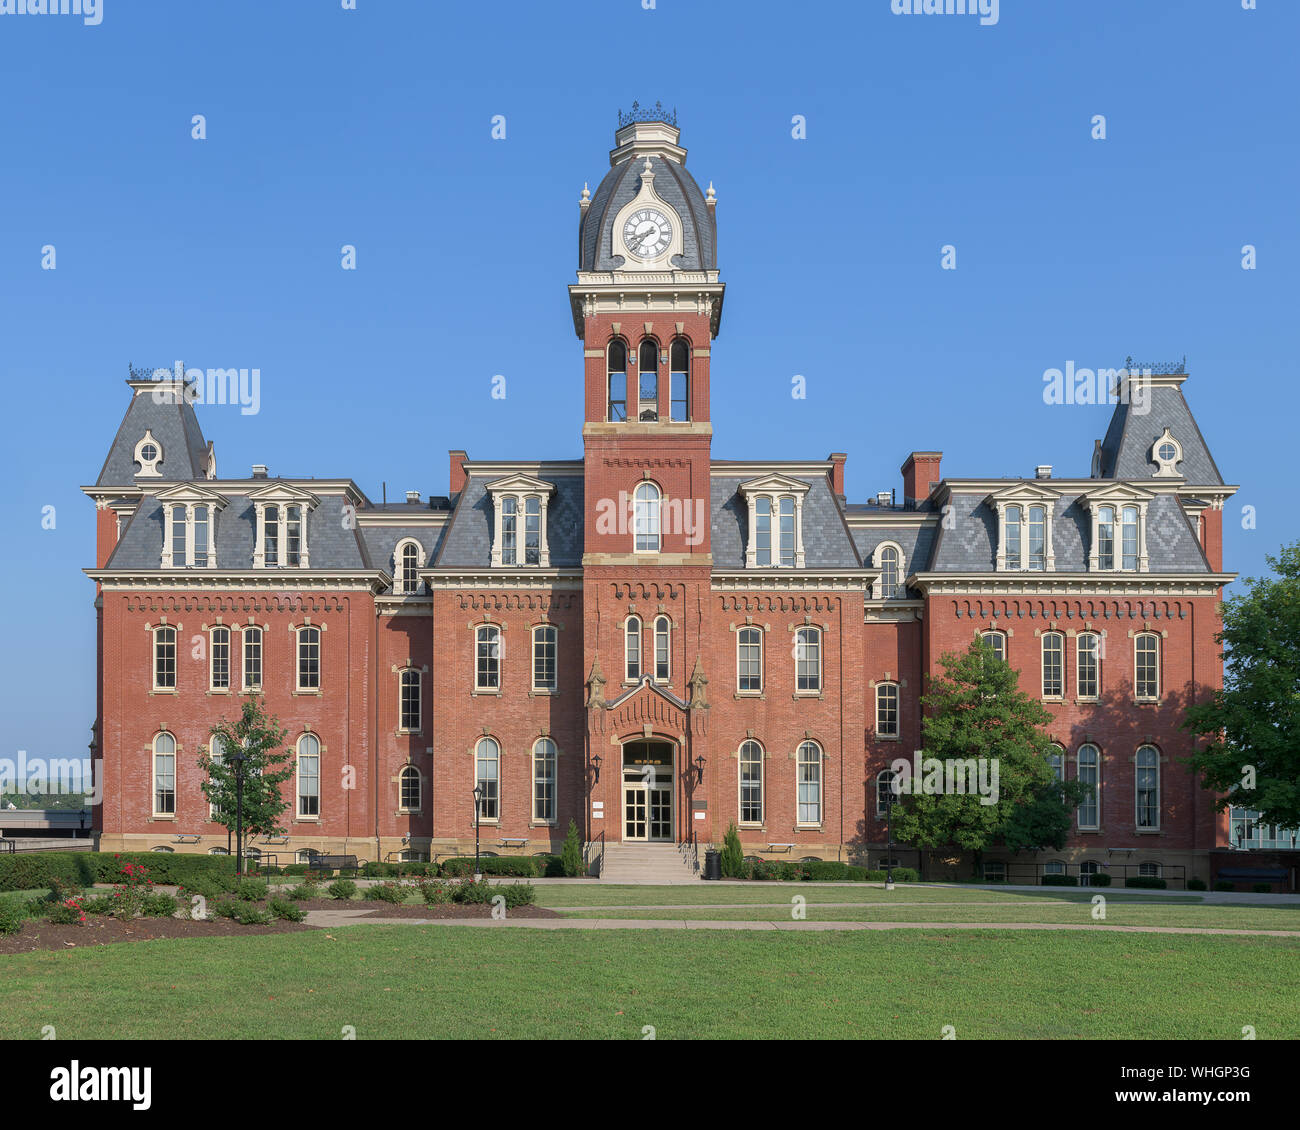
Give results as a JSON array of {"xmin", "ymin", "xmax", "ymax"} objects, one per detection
[{"xmin": 301, "ymin": 908, "xmax": 1300, "ymax": 937}]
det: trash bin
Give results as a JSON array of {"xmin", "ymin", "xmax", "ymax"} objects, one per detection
[{"xmin": 703, "ymin": 849, "xmax": 721, "ymax": 881}]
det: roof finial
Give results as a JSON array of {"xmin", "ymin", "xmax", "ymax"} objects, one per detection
[
  {"xmin": 706, "ymin": 181, "xmax": 716, "ymax": 202},
  {"xmin": 642, "ymin": 155, "xmax": 653, "ymax": 175}
]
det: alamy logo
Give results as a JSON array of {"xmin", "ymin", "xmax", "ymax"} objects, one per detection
[
  {"xmin": 0, "ymin": 0, "xmax": 102, "ymax": 24},
  {"xmin": 891, "ymin": 0, "xmax": 998, "ymax": 27},
  {"xmin": 889, "ymin": 750, "xmax": 1001, "ymax": 805},
  {"xmin": 0, "ymin": 753, "xmax": 100, "ymax": 805},
  {"xmin": 49, "ymin": 1062, "xmax": 151, "ymax": 1110},
  {"xmin": 1042, "ymin": 363, "xmax": 1151, "ymax": 416},
  {"xmin": 148, "ymin": 361, "xmax": 261, "ymax": 416}
]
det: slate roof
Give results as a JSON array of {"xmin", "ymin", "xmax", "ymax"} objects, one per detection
[
  {"xmin": 851, "ymin": 523, "xmax": 938, "ymax": 583},
  {"xmin": 434, "ymin": 474, "xmax": 585, "ymax": 568},
  {"xmin": 1099, "ymin": 383, "xmax": 1224, "ymax": 484},
  {"xmin": 579, "ymin": 155, "xmax": 716, "ymax": 272},
  {"xmin": 926, "ymin": 490, "xmax": 1209, "ymax": 573},
  {"xmin": 362, "ymin": 524, "xmax": 449, "ymax": 589},
  {"xmin": 105, "ymin": 492, "xmax": 370, "ymax": 571},
  {"xmin": 96, "ymin": 384, "xmax": 209, "ymax": 486},
  {"xmin": 710, "ymin": 475, "xmax": 861, "ymax": 569}
]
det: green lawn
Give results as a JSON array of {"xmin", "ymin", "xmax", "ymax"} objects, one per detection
[{"xmin": 2, "ymin": 925, "xmax": 1296, "ymax": 1040}]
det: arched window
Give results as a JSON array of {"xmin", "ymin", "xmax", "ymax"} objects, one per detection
[
  {"xmin": 153, "ymin": 625, "xmax": 177, "ymax": 690},
  {"xmin": 532, "ymin": 625, "xmax": 557, "ymax": 692},
  {"xmin": 399, "ymin": 668, "xmax": 422, "ymax": 732},
  {"xmin": 297, "ymin": 734, "xmax": 320, "ymax": 818},
  {"xmin": 533, "ymin": 738, "xmax": 557, "ymax": 823},
  {"xmin": 981, "ymin": 629, "xmax": 1006, "ymax": 663},
  {"xmin": 755, "ymin": 497, "xmax": 772, "ymax": 566},
  {"xmin": 475, "ymin": 737, "xmax": 499, "ymax": 821},
  {"xmin": 607, "ymin": 340, "xmax": 627, "ymax": 421},
  {"xmin": 875, "ymin": 682, "xmax": 899, "ymax": 737},
  {"xmin": 1120, "ymin": 506, "xmax": 1139, "ymax": 571},
  {"xmin": 242, "ymin": 626, "xmax": 263, "ymax": 692},
  {"xmin": 1042, "ymin": 860, "xmax": 1065, "ymax": 876},
  {"xmin": 795, "ymin": 627, "xmax": 821, "ymax": 693},
  {"xmin": 1076, "ymin": 631, "xmax": 1100, "ymax": 699},
  {"xmin": 1005, "ymin": 505, "xmax": 1022, "ymax": 569},
  {"xmin": 777, "ymin": 497, "xmax": 796, "ymax": 567},
  {"xmin": 264, "ymin": 503, "xmax": 280, "ymax": 565},
  {"xmin": 739, "ymin": 740, "xmax": 764, "ymax": 824},
  {"xmin": 210, "ymin": 626, "xmax": 230, "ymax": 690},
  {"xmin": 1077, "ymin": 744, "xmax": 1100, "ymax": 830},
  {"xmin": 475, "ymin": 625, "xmax": 501, "ymax": 691},
  {"xmin": 208, "ymin": 735, "xmax": 225, "ymax": 821},
  {"xmin": 296, "ymin": 849, "xmax": 320, "ymax": 865},
  {"xmin": 1134, "ymin": 632, "xmax": 1159, "ymax": 700},
  {"xmin": 193, "ymin": 505, "xmax": 210, "ymax": 567},
  {"xmin": 1138, "ymin": 861, "xmax": 1162, "ymax": 878},
  {"xmin": 153, "ymin": 732, "xmax": 176, "ymax": 816},
  {"xmin": 1041, "ymin": 631, "xmax": 1064, "ymax": 698},
  {"xmin": 397, "ymin": 541, "xmax": 422, "ymax": 594},
  {"xmin": 634, "ymin": 481, "xmax": 661, "ymax": 552},
  {"xmin": 625, "ymin": 616, "xmax": 642, "ymax": 681},
  {"xmin": 654, "ymin": 616, "xmax": 670, "ymax": 681},
  {"xmin": 399, "ymin": 766, "xmax": 422, "ymax": 813},
  {"xmin": 737, "ymin": 627, "xmax": 762, "ymax": 693},
  {"xmin": 500, "ymin": 497, "xmax": 518, "ymax": 565},
  {"xmin": 796, "ymin": 741, "xmax": 822, "ymax": 826},
  {"xmin": 669, "ymin": 338, "xmax": 689, "ymax": 421},
  {"xmin": 297, "ymin": 626, "xmax": 321, "ymax": 691},
  {"xmin": 876, "ymin": 768, "xmax": 898, "ymax": 816},
  {"xmin": 1047, "ymin": 743, "xmax": 1064, "ymax": 783},
  {"xmin": 1136, "ymin": 745, "xmax": 1160, "ymax": 829},
  {"xmin": 524, "ymin": 497, "xmax": 541, "ymax": 565},
  {"xmin": 877, "ymin": 545, "xmax": 901, "ymax": 599},
  {"xmin": 170, "ymin": 504, "xmax": 189, "ymax": 567},
  {"xmin": 1027, "ymin": 505, "xmax": 1047, "ymax": 570},
  {"xmin": 1079, "ymin": 860, "xmax": 1100, "ymax": 886},
  {"xmin": 638, "ymin": 339, "xmax": 658, "ymax": 420},
  {"xmin": 1097, "ymin": 505, "xmax": 1116, "ymax": 570}
]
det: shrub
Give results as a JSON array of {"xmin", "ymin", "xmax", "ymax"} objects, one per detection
[
  {"xmin": 1253, "ymin": 883, "xmax": 1273, "ymax": 894},
  {"xmin": 282, "ymin": 864, "xmax": 311, "ymax": 876},
  {"xmin": 450, "ymin": 878, "xmax": 495, "ymax": 904},
  {"xmin": 719, "ymin": 823, "xmax": 744, "ymax": 878},
  {"xmin": 80, "ymin": 894, "xmax": 115, "ymax": 916},
  {"xmin": 1187, "ymin": 877, "xmax": 1207, "ymax": 891},
  {"xmin": 1124, "ymin": 877, "xmax": 1168, "ymax": 890},
  {"xmin": 362, "ymin": 882, "xmax": 409, "ymax": 904},
  {"xmin": 1213, "ymin": 879, "xmax": 1235, "ymax": 892},
  {"xmin": 802, "ymin": 861, "xmax": 853, "ymax": 881},
  {"xmin": 93, "ymin": 852, "xmax": 236, "ymax": 887},
  {"xmin": 141, "ymin": 893, "xmax": 179, "ymax": 918},
  {"xmin": 209, "ymin": 898, "xmax": 237, "ymax": 919},
  {"xmin": 0, "ymin": 899, "xmax": 26, "ymax": 935},
  {"xmin": 0, "ymin": 852, "xmax": 96, "ymax": 893},
  {"xmin": 1041, "ymin": 874, "xmax": 1079, "ymax": 887},
  {"xmin": 48, "ymin": 898, "xmax": 87, "ymax": 926},
  {"xmin": 440, "ymin": 856, "xmax": 547, "ymax": 878},
  {"xmin": 501, "ymin": 882, "xmax": 536, "ymax": 908},
  {"xmin": 417, "ymin": 878, "xmax": 453, "ymax": 906},
  {"xmin": 267, "ymin": 897, "xmax": 307, "ymax": 922},
  {"xmin": 1088, "ymin": 873, "xmax": 1112, "ymax": 887},
  {"xmin": 326, "ymin": 879, "xmax": 357, "ymax": 901},
  {"xmin": 178, "ymin": 874, "xmax": 233, "ymax": 900},
  {"xmin": 561, "ymin": 819, "xmax": 584, "ymax": 877},
  {"xmin": 230, "ymin": 900, "xmax": 273, "ymax": 926},
  {"xmin": 287, "ymin": 884, "xmax": 317, "ymax": 901},
  {"xmin": 362, "ymin": 862, "xmax": 396, "ymax": 878},
  {"xmin": 234, "ymin": 878, "xmax": 268, "ymax": 901}
]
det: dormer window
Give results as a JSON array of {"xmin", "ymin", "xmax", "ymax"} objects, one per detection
[
  {"xmin": 487, "ymin": 474, "xmax": 555, "ymax": 567},
  {"xmin": 1082, "ymin": 485, "xmax": 1151, "ymax": 573},
  {"xmin": 134, "ymin": 431, "xmax": 163, "ymax": 477},
  {"xmin": 739, "ymin": 475, "xmax": 810, "ymax": 568},
  {"xmin": 873, "ymin": 542, "xmax": 905, "ymax": 599},
  {"xmin": 1151, "ymin": 428, "xmax": 1183, "ymax": 477},
  {"xmin": 988, "ymin": 485, "xmax": 1059, "ymax": 572},
  {"xmin": 394, "ymin": 538, "xmax": 426, "ymax": 594},
  {"xmin": 157, "ymin": 485, "xmax": 227, "ymax": 568},
  {"xmin": 249, "ymin": 484, "xmax": 318, "ymax": 569}
]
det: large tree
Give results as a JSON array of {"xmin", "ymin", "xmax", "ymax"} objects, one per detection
[
  {"xmin": 1184, "ymin": 542, "xmax": 1300, "ymax": 831},
  {"xmin": 890, "ymin": 640, "xmax": 1088, "ymax": 862},
  {"xmin": 198, "ymin": 698, "xmax": 295, "ymax": 840}
]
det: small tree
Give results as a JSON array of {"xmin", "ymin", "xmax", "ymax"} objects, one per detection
[
  {"xmin": 1185, "ymin": 543, "xmax": 1300, "ymax": 832},
  {"xmin": 720, "ymin": 822, "xmax": 744, "ymax": 877},
  {"xmin": 560, "ymin": 819, "xmax": 584, "ymax": 877},
  {"xmin": 198, "ymin": 699, "xmax": 294, "ymax": 845}
]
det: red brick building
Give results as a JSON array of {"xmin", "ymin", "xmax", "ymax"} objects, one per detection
[{"xmin": 84, "ymin": 112, "xmax": 1236, "ymax": 884}]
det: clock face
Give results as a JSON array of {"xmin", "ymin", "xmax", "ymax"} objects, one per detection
[{"xmin": 622, "ymin": 208, "xmax": 673, "ymax": 259}]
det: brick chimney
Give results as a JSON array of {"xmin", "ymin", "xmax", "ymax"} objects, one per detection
[
  {"xmin": 900, "ymin": 451, "xmax": 942, "ymax": 505},
  {"xmin": 827, "ymin": 453, "xmax": 847, "ymax": 498},
  {"xmin": 448, "ymin": 450, "xmax": 468, "ymax": 496}
]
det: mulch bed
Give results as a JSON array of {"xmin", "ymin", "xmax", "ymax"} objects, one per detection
[
  {"xmin": 355, "ymin": 903, "xmax": 561, "ymax": 920},
  {"xmin": 0, "ymin": 915, "xmax": 311, "ymax": 955}
]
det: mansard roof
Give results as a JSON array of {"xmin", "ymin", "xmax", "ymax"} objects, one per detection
[
  {"xmin": 435, "ymin": 471, "xmax": 585, "ymax": 569},
  {"xmin": 710, "ymin": 472, "xmax": 861, "ymax": 569},
  {"xmin": 95, "ymin": 380, "xmax": 210, "ymax": 487},
  {"xmin": 1098, "ymin": 378, "xmax": 1224, "ymax": 485}
]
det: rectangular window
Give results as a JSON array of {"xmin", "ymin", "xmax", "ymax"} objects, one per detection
[
  {"xmin": 297, "ymin": 627, "xmax": 321, "ymax": 691},
  {"xmin": 1121, "ymin": 506, "xmax": 1139, "ymax": 571},
  {"xmin": 524, "ymin": 497, "xmax": 540, "ymax": 565},
  {"xmin": 1005, "ymin": 506, "xmax": 1022, "ymax": 570},
  {"xmin": 533, "ymin": 626, "xmax": 557, "ymax": 692},
  {"xmin": 285, "ymin": 505, "xmax": 303, "ymax": 566},
  {"xmin": 1027, "ymin": 505, "xmax": 1046, "ymax": 571},
  {"xmin": 1097, "ymin": 507, "xmax": 1115, "ymax": 570},
  {"xmin": 1136, "ymin": 749, "xmax": 1160, "ymax": 830},
  {"xmin": 1041, "ymin": 632, "xmax": 1064, "ymax": 698},
  {"xmin": 399, "ymin": 669, "xmax": 421, "ymax": 732},
  {"xmin": 171, "ymin": 505, "xmax": 189, "ymax": 566},
  {"xmin": 796, "ymin": 628, "xmax": 821, "ymax": 693},
  {"xmin": 797, "ymin": 744, "xmax": 821, "ymax": 826},
  {"xmin": 210, "ymin": 627, "xmax": 230, "ymax": 690},
  {"xmin": 608, "ymin": 372, "xmax": 626, "ymax": 422},
  {"xmin": 654, "ymin": 619, "xmax": 670, "ymax": 681},
  {"xmin": 1077, "ymin": 633, "xmax": 1099, "ymax": 699},
  {"xmin": 737, "ymin": 628, "xmax": 762, "ymax": 693},
  {"xmin": 755, "ymin": 498, "xmax": 772, "ymax": 567},
  {"xmin": 778, "ymin": 497, "xmax": 796, "ymax": 567},
  {"xmin": 193, "ymin": 506, "xmax": 209, "ymax": 567},
  {"xmin": 1077, "ymin": 747, "xmax": 1099, "ymax": 830},
  {"xmin": 876, "ymin": 682, "xmax": 899, "ymax": 737},
  {"xmin": 153, "ymin": 750, "xmax": 175, "ymax": 816},
  {"xmin": 476, "ymin": 627, "xmax": 501, "ymax": 691},
  {"xmin": 533, "ymin": 740, "xmax": 556, "ymax": 823},
  {"xmin": 501, "ymin": 498, "xmax": 517, "ymax": 566},
  {"xmin": 625, "ymin": 619, "xmax": 641, "ymax": 681},
  {"xmin": 154, "ymin": 626, "xmax": 177, "ymax": 690},
  {"xmin": 243, "ymin": 627, "xmax": 263, "ymax": 691},
  {"xmin": 1135, "ymin": 634, "xmax": 1159, "ymax": 700}
]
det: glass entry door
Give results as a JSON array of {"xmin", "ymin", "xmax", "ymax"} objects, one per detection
[{"xmin": 624, "ymin": 779, "xmax": 673, "ymax": 841}]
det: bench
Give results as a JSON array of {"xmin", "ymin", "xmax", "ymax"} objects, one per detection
[
  {"xmin": 765, "ymin": 843, "xmax": 795, "ymax": 854},
  {"xmin": 308, "ymin": 854, "xmax": 361, "ymax": 876},
  {"xmin": 497, "ymin": 837, "xmax": 529, "ymax": 849}
]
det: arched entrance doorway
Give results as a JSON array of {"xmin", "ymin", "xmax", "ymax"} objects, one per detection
[{"xmin": 621, "ymin": 739, "xmax": 675, "ymax": 842}]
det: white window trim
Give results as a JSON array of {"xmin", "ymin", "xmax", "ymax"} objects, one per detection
[
  {"xmin": 1081, "ymin": 485, "xmax": 1153, "ymax": 573},
  {"xmin": 1040, "ymin": 631, "xmax": 1065, "ymax": 700},
  {"xmin": 152, "ymin": 733, "xmax": 176, "ymax": 818},
  {"xmin": 1135, "ymin": 745, "xmax": 1161, "ymax": 831},
  {"xmin": 987, "ymin": 484, "xmax": 1060, "ymax": 573},
  {"xmin": 1150, "ymin": 427, "xmax": 1184, "ymax": 478},
  {"xmin": 794, "ymin": 626, "xmax": 822, "ymax": 694},
  {"xmin": 241, "ymin": 624, "xmax": 264, "ymax": 693},
  {"xmin": 736, "ymin": 625, "xmax": 764, "ymax": 695},
  {"xmin": 158, "ymin": 486, "xmax": 226, "ymax": 569},
  {"xmin": 486, "ymin": 475, "xmax": 555, "ymax": 567},
  {"xmin": 295, "ymin": 624, "xmax": 323, "ymax": 693},
  {"xmin": 209, "ymin": 624, "xmax": 232, "ymax": 692},
  {"xmin": 475, "ymin": 737, "xmax": 501, "ymax": 824},
  {"xmin": 633, "ymin": 480, "xmax": 662, "ymax": 554},
  {"xmin": 872, "ymin": 541, "xmax": 905, "ymax": 600},
  {"xmin": 397, "ymin": 666, "xmax": 423, "ymax": 734},
  {"xmin": 795, "ymin": 741, "xmax": 823, "ymax": 828},
  {"xmin": 296, "ymin": 733, "xmax": 321, "ymax": 821},
  {"xmin": 1077, "ymin": 744, "xmax": 1101, "ymax": 831},
  {"xmin": 653, "ymin": 615, "xmax": 671, "ymax": 683},
  {"xmin": 1133, "ymin": 631, "xmax": 1161, "ymax": 701},
  {"xmin": 134, "ymin": 430, "xmax": 163, "ymax": 477},
  {"xmin": 1076, "ymin": 631, "xmax": 1101, "ymax": 701},
  {"xmin": 398, "ymin": 765, "xmax": 423, "ymax": 814},
  {"xmin": 474, "ymin": 624, "xmax": 503, "ymax": 692},
  {"xmin": 153, "ymin": 624, "xmax": 177, "ymax": 691},
  {"xmin": 532, "ymin": 738, "xmax": 557, "ymax": 824},
  {"xmin": 738, "ymin": 740, "xmax": 765, "ymax": 827},
  {"xmin": 875, "ymin": 681, "xmax": 900, "ymax": 738},
  {"xmin": 394, "ymin": 538, "xmax": 426, "ymax": 594},
  {"xmin": 249, "ymin": 484, "xmax": 318, "ymax": 569},
  {"xmin": 980, "ymin": 629, "xmax": 1007, "ymax": 662},
  {"xmin": 739, "ymin": 475, "xmax": 810, "ymax": 569},
  {"xmin": 531, "ymin": 624, "xmax": 559, "ymax": 693},
  {"xmin": 876, "ymin": 768, "xmax": 897, "ymax": 816},
  {"xmin": 624, "ymin": 615, "xmax": 642, "ymax": 682}
]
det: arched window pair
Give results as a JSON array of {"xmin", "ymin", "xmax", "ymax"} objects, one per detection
[
  {"xmin": 1070, "ymin": 744, "xmax": 1159, "ymax": 831},
  {"xmin": 472, "ymin": 737, "xmax": 558, "ymax": 824},
  {"xmin": 738, "ymin": 739, "xmax": 821, "ymax": 827},
  {"xmin": 607, "ymin": 338, "xmax": 690, "ymax": 422},
  {"xmin": 625, "ymin": 615, "xmax": 671, "ymax": 682}
]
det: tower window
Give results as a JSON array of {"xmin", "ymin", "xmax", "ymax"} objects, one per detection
[
  {"xmin": 625, "ymin": 616, "xmax": 642, "ymax": 681},
  {"xmin": 669, "ymin": 338, "xmax": 689, "ymax": 421},
  {"xmin": 654, "ymin": 616, "xmax": 670, "ymax": 681},
  {"xmin": 638, "ymin": 340, "xmax": 658, "ymax": 420},
  {"xmin": 607, "ymin": 340, "xmax": 627, "ymax": 422},
  {"xmin": 634, "ymin": 482, "xmax": 661, "ymax": 552}
]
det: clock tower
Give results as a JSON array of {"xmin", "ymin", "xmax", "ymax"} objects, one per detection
[{"xmin": 571, "ymin": 107, "xmax": 724, "ymax": 844}]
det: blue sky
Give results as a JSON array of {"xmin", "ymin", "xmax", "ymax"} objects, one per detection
[{"xmin": 0, "ymin": 0, "xmax": 1295, "ymax": 767}]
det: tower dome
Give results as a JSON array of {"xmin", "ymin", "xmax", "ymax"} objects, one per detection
[{"xmin": 578, "ymin": 106, "xmax": 717, "ymax": 273}]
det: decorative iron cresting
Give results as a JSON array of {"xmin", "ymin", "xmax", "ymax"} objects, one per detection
[
  {"xmin": 618, "ymin": 101, "xmax": 677, "ymax": 128},
  {"xmin": 1124, "ymin": 355, "xmax": 1187, "ymax": 375}
]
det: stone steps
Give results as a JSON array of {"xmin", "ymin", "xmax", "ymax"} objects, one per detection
[{"xmin": 600, "ymin": 843, "xmax": 700, "ymax": 882}]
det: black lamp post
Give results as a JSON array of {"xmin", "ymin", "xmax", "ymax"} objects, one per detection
[
  {"xmin": 591, "ymin": 752, "xmax": 602, "ymax": 785},
  {"xmin": 233, "ymin": 749, "xmax": 247, "ymax": 878},
  {"xmin": 472, "ymin": 784, "xmax": 483, "ymax": 881},
  {"xmin": 693, "ymin": 754, "xmax": 705, "ymax": 786}
]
